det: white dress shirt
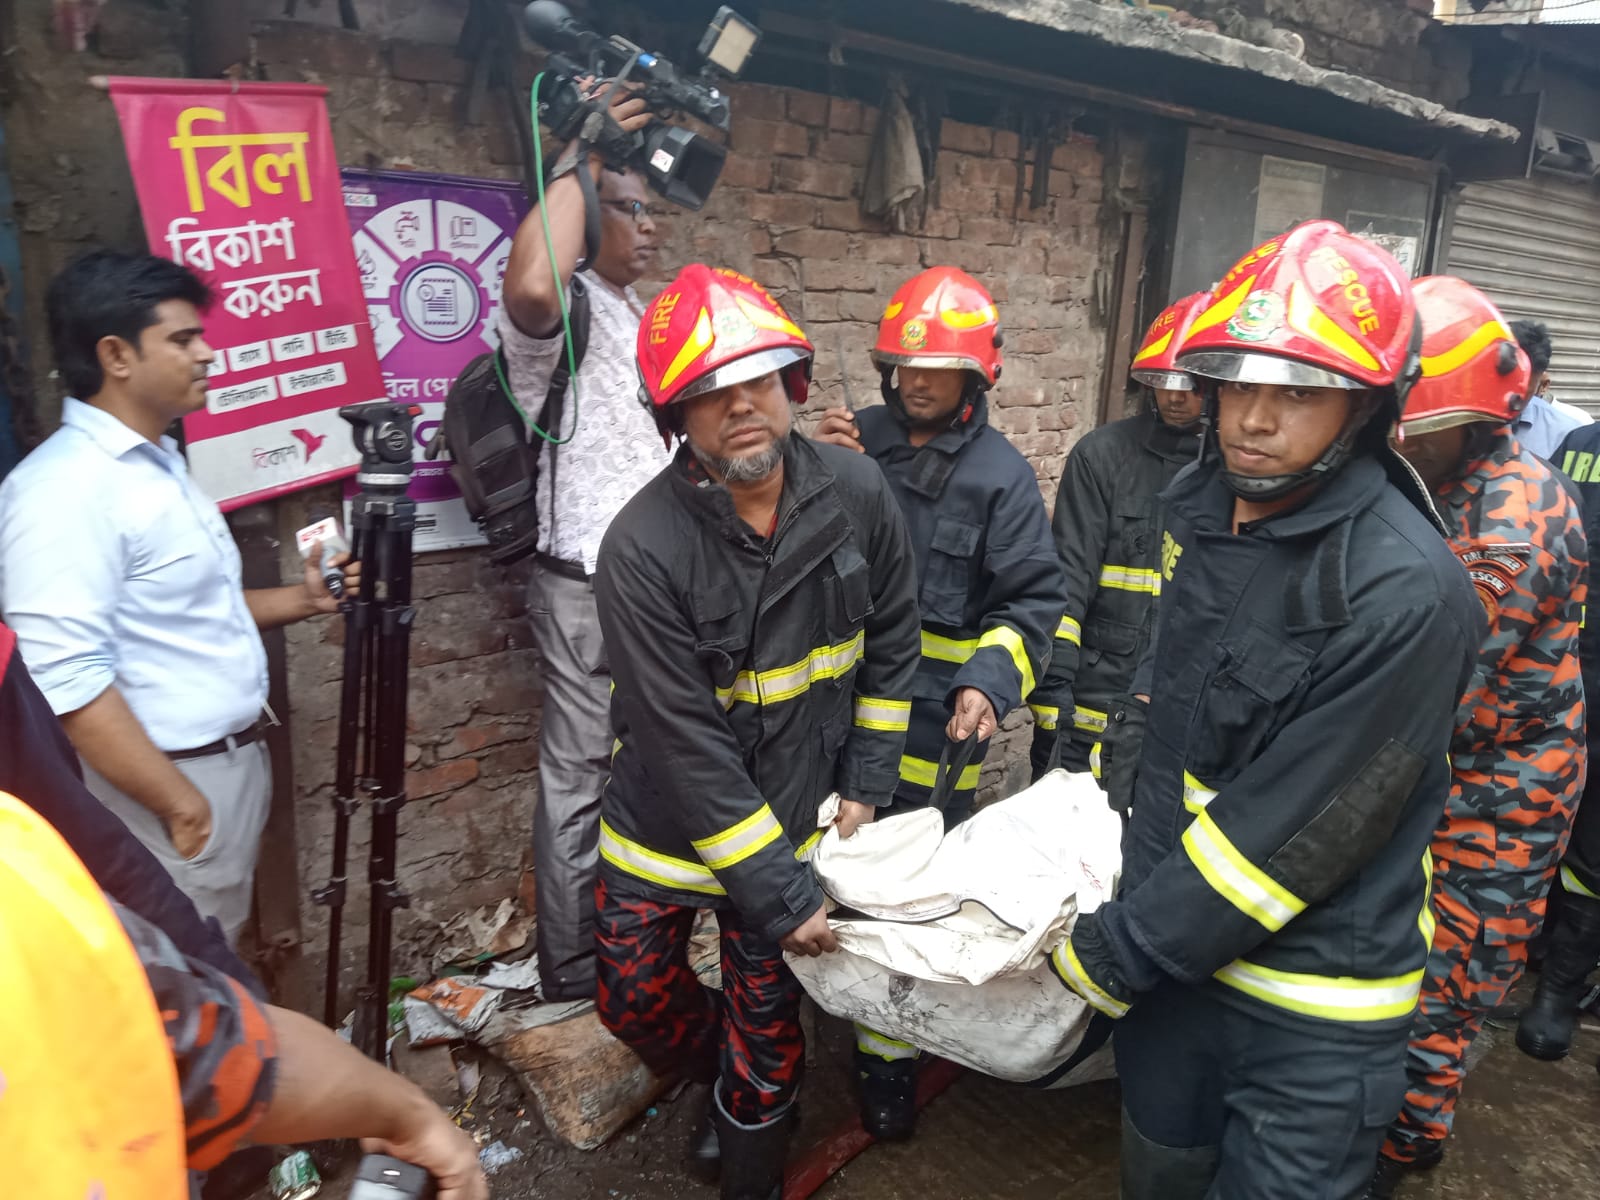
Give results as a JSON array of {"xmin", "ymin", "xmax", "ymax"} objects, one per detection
[
  {"xmin": 0, "ymin": 398, "xmax": 268, "ymax": 750},
  {"xmin": 500, "ymin": 271, "xmax": 672, "ymax": 575}
]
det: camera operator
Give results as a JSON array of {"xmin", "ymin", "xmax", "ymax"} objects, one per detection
[
  {"xmin": 499, "ymin": 82, "xmax": 672, "ymax": 1002},
  {"xmin": 0, "ymin": 251, "xmax": 357, "ymax": 949}
]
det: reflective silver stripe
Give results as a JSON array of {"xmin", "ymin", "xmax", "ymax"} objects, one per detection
[
  {"xmin": 1099, "ymin": 565, "xmax": 1161, "ymax": 594},
  {"xmin": 1056, "ymin": 615, "xmax": 1082, "ymax": 646},
  {"xmin": 1214, "ymin": 959, "xmax": 1424, "ymax": 1023},
  {"xmin": 691, "ymin": 804, "xmax": 784, "ymax": 870},
  {"xmin": 854, "ymin": 1023, "xmax": 919, "ymax": 1061},
  {"xmin": 853, "ymin": 696, "xmax": 911, "ymax": 732},
  {"xmin": 978, "ymin": 623, "xmax": 1036, "ymax": 700},
  {"xmin": 1074, "ymin": 705, "xmax": 1108, "ymax": 733},
  {"xmin": 599, "ymin": 820, "xmax": 725, "ymax": 895},
  {"xmin": 1182, "ymin": 771, "xmax": 1218, "ymax": 814},
  {"xmin": 716, "ymin": 631, "xmax": 865, "ymax": 707},
  {"xmin": 1030, "ymin": 704, "xmax": 1060, "ymax": 732},
  {"xmin": 1050, "ymin": 940, "xmax": 1129, "ymax": 1018},
  {"xmin": 1182, "ymin": 809, "xmax": 1305, "ymax": 932}
]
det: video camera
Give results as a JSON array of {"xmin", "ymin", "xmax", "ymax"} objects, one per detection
[{"xmin": 523, "ymin": 1, "xmax": 760, "ymax": 210}]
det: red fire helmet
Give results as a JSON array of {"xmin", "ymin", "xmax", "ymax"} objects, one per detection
[
  {"xmin": 870, "ymin": 266, "xmax": 1003, "ymax": 386},
  {"xmin": 1130, "ymin": 291, "xmax": 1210, "ymax": 390},
  {"xmin": 1398, "ymin": 275, "xmax": 1530, "ymax": 435},
  {"xmin": 1177, "ymin": 219, "xmax": 1419, "ymax": 394},
  {"xmin": 636, "ymin": 264, "xmax": 814, "ymax": 414}
]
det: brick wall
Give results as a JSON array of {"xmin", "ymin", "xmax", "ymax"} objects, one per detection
[{"xmin": 2, "ymin": 1, "xmax": 1109, "ymax": 986}]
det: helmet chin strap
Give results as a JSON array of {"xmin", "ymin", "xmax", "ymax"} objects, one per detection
[
  {"xmin": 880, "ymin": 369, "xmax": 983, "ymax": 432},
  {"xmin": 1207, "ymin": 388, "xmax": 1378, "ymax": 503}
]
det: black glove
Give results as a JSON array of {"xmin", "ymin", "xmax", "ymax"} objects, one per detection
[{"xmin": 1095, "ymin": 694, "xmax": 1148, "ymax": 815}]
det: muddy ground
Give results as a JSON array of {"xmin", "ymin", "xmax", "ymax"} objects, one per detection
[{"xmin": 265, "ymin": 973, "xmax": 1597, "ymax": 1200}]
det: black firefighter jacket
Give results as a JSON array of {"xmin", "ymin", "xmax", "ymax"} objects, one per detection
[
  {"xmin": 1068, "ymin": 453, "xmax": 1483, "ymax": 1035},
  {"xmin": 1030, "ymin": 408, "xmax": 1200, "ymax": 761},
  {"xmin": 593, "ymin": 435, "xmax": 922, "ymax": 942},
  {"xmin": 856, "ymin": 394, "xmax": 1064, "ymax": 797}
]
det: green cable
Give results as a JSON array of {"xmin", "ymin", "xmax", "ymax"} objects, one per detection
[{"xmin": 494, "ymin": 70, "xmax": 579, "ymax": 445}]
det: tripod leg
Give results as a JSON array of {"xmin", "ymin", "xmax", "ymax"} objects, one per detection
[{"xmin": 313, "ymin": 516, "xmax": 375, "ymax": 1028}]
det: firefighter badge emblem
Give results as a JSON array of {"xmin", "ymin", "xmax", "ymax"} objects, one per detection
[
  {"xmin": 900, "ymin": 319, "xmax": 928, "ymax": 350},
  {"xmin": 1227, "ymin": 290, "xmax": 1285, "ymax": 343},
  {"xmin": 1457, "ymin": 543, "xmax": 1530, "ymax": 623}
]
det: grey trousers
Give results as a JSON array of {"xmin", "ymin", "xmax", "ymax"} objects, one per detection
[
  {"xmin": 83, "ymin": 739, "xmax": 271, "ymax": 948},
  {"xmin": 528, "ymin": 561, "xmax": 613, "ymax": 1000}
]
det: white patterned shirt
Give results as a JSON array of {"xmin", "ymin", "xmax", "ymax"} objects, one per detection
[{"xmin": 499, "ymin": 272, "xmax": 671, "ymax": 574}]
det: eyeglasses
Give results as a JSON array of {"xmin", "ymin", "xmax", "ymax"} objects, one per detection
[{"xmin": 602, "ymin": 199, "xmax": 657, "ymax": 225}]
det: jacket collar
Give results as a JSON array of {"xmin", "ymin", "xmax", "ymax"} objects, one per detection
[
  {"xmin": 667, "ymin": 433, "xmax": 835, "ymax": 545},
  {"xmin": 1140, "ymin": 408, "xmax": 1203, "ymax": 464},
  {"xmin": 881, "ymin": 388, "xmax": 990, "ymax": 455},
  {"xmin": 62, "ymin": 397, "xmax": 181, "ymax": 466},
  {"xmin": 1169, "ymin": 454, "xmax": 1389, "ymax": 542},
  {"xmin": 1434, "ymin": 425, "xmax": 1516, "ymax": 523}
]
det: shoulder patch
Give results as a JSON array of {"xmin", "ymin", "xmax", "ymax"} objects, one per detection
[{"xmin": 1457, "ymin": 543, "xmax": 1531, "ymax": 621}]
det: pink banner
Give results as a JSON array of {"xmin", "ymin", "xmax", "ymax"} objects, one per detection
[{"xmin": 109, "ymin": 77, "xmax": 386, "ymax": 511}]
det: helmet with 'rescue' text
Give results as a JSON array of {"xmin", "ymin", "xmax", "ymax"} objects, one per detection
[
  {"xmin": 871, "ymin": 266, "xmax": 1003, "ymax": 386},
  {"xmin": 1178, "ymin": 219, "xmax": 1419, "ymax": 397},
  {"xmin": 1177, "ymin": 220, "xmax": 1424, "ymax": 505},
  {"xmin": 1130, "ymin": 291, "xmax": 1209, "ymax": 390},
  {"xmin": 636, "ymin": 265, "xmax": 814, "ymax": 435},
  {"xmin": 1398, "ymin": 275, "xmax": 1531, "ymax": 436}
]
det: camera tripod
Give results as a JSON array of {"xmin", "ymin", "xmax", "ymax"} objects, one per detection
[{"xmin": 314, "ymin": 401, "xmax": 420, "ymax": 1060}]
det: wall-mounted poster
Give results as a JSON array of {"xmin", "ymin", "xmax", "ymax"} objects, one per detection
[{"xmin": 341, "ymin": 168, "xmax": 529, "ymax": 552}]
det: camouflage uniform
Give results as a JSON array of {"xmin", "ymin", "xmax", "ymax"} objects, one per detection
[{"xmin": 1383, "ymin": 431, "xmax": 1587, "ymax": 1164}]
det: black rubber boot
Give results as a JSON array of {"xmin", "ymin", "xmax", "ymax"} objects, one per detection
[
  {"xmin": 1517, "ymin": 894, "xmax": 1600, "ymax": 1061},
  {"xmin": 855, "ymin": 1049, "xmax": 918, "ymax": 1142},
  {"xmin": 1118, "ymin": 1110, "xmax": 1218, "ymax": 1200},
  {"xmin": 714, "ymin": 1087, "xmax": 792, "ymax": 1200},
  {"xmin": 1361, "ymin": 1144, "xmax": 1443, "ymax": 1200},
  {"xmin": 687, "ymin": 1085, "xmax": 720, "ymax": 1184}
]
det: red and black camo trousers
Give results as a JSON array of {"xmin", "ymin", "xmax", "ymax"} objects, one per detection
[{"xmin": 594, "ymin": 877, "xmax": 804, "ymax": 1125}]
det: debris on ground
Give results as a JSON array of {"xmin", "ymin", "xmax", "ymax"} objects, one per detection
[
  {"xmin": 477, "ymin": 1140, "xmax": 526, "ymax": 1175},
  {"xmin": 266, "ymin": 1150, "xmax": 322, "ymax": 1200}
]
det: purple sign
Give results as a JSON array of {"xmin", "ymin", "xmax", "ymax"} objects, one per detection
[{"xmin": 340, "ymin": 168, "xmax": 528, "ymax": 551}]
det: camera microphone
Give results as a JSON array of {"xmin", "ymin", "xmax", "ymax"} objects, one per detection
[{"xmin": 299, "ymin": 507, "xmax": 350, "ymax": 601}]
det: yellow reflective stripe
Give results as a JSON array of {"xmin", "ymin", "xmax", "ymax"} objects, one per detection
[
  {"xmin": 1099, "ymin": 565, "xmax": 1162, "ymax": 594},
  {"xmin": 899, "ymin": 754, "xmax": 982, "ymax": 790},
  {"xmin": 1214, "ymin": 959, "xmax": 1424, "ymax": 1023},
  {"xmin": 1419, "ymin": 850, "xmax": 1437, "ymax": 947},
  {"xmin": 920, "ymin": 629, "xmax": 978, "ymax": 664},
  {"xmin": 854, "ymin": 1024, "xmax": 919, "ymax": 1061},
  {"xmin": 599, "ymin": 820, "xmax": 726, "ymax": 896},
  {"xmin": 1075, "ymin": 705, "xmax": 1108, "ymax": 734},
  {"xmin": 1056, "ymin": 615, "xmax": 1082, "ymax": 646},
  {"xmin": 978, "ymin": 624, "xmax": 1036, "ymax": 700},
  {"xmin": 1050, "ymin": 940, "xmax": 1130, "ymax": 1018},
  {"xmin": 1562, "ymin": 863, "xmax": 1600, "ymax": 901},
  {"xmin": 1286, "ymin": 280, "xmax": 1380, "ymax": 373},
  {"xmin": 716, "ymin": 631, "xmax": 865, "ymax": 707},
  {"xmin": 1182, "ymin": 810, "xmax": 1306, "ymax": 932},
  {"xmin": 1182, "ymin": 771, "xmax": 1218, "ymax": 815},
  {"xmin": 1419, "ymin": 319, "xmax": 1511, "ymax": 379},
  {"xmin": 853, "ymin": 696, "xmax": 911, "ymax": 732},
  {"xmin": 691, "ymin": 804, "xmax": 784, "ymax": 870},
  {"xmin": 1030, "ymin": 704, "xmax": 1060, "ymax": 732},
  {"xmin": 794, "ymin": 829, "xmax": 824, "ymax": 863},
  {"xmin": 1089, "ymin": 741, "xmax": 1103, "ymax": 780}
]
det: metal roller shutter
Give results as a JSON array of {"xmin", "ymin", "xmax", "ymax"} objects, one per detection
[{"xmin": 1444, "ymin": 176, "xmax": 1600, "ymax": 414}]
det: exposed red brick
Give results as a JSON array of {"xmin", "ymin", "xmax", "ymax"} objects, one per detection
[
  {"xmin": 963, "ymin": 157, "xmax": 1019, "ymax": 191},
  {"xmin": 938, "ymin": 185, "xmax": 998, "ymax": 216},
  {"xmin": 748, "ymin": 193, "xmax": 818, "ymax": 228},
  {"xmin": 774, "ymin": 228, "xmax": 852, "ymax": 259},
  {"xmin": 719, "ymin": 155, "xmax": 774, "ymax": 191},
  {"xmin": 409, "ymin": 757, "xmax": 480, "ymax": 800},
  {"xmin": 774, "ymin": 159, "xmax": 857, "ymax": 200},
  {"xmin": 940, "ymin": 120, "xmax": 993, "ymax": 155},
  {"xmin": 731, "ymin": 116, "xmax": 809, "ymax": 158},
  {"xmin": 816, "ymin": 199, "xmax": 876, "ymax": 232},
  {"xmin": 992, "ymin": 129, "xmax": 1022, "ymax": 160},
  {"xmin": 960, "ymin": 216, "xmax": 1019, "ymax": 246},
  {"xmin": 786, "ymin": 90, "xmax": 830, "ymax": 127},
  {"xmin": 919, "ymin": 209, "xmax": 961, "ymax": 239},
  {"xmin": 730, "ymin": 82, "xmax": 789, "ymax": 122},
  {"xmin": 826, "ymin": 97, "xmax": 864, "ymax": 133},
  {"xmin": 253, "ymin": 20, "xmax": 384, "ymax": 77},
  {"xmin": 860, "ymin": 237, "xmax": 923, "ymax": 266},
  {"xmin": 441, "ymin": 721, "xmax": 531, "ymax": 759},
  {"xmin": 482, "ymin": 741, "xmax": 540, "ymax": 777},
  {"xmin": 815, "ymin": 132, "xmax": 872, "ymax": 167}
]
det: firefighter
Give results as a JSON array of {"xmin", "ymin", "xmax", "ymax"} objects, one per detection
[
  {"xmin": 592, "ymin": 265, "xmax": 921, "ymax": 1200},
  {"xmin": 811, "ymin": 265, "xmax": 1063, "ymax": 1140},
  {"xmin": 1363, "ymin": 276, "xmax": 1586, "ymax": 1197},
  {"xmin": 1027, "ymin": 292, "xmax": 1208, "ymax": 778},
  {"xmin": 1049, "ymin": 221, "xmax": 1483, "ymax": 1198},
  {"xmin": 1518, "ymin": 419, "xmax": 1600, "ymax": 1063}
]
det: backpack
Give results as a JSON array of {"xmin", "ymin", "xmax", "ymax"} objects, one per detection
[{"xmin": 426, "ymin": 277, "xmax": 591, "ymax": 565}]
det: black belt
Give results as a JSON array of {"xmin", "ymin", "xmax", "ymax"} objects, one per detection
[
  {"xmin": 535, "ymin": 552, "xmax": 590, "ymax": 583},
  {"xmin": 167, "ymin": 721, "xmax": 266, "ymax": 762}
]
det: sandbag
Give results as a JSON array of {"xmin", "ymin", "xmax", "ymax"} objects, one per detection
[{"xmin": 787, "ymin": 769, "xmax": 1123, "ymax": 1083}]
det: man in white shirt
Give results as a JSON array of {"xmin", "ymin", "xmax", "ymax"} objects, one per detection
[
  {"xmin": 0, "ymin": 250, "xmax": 354, "ymax": 946},
  {"xmin": 1510, "ymin": 319, "xmax": 1591, "ymax": 459},
  {"xmin": 499, "ymin": 87, "xmax": 670, "ymax": 1000}
]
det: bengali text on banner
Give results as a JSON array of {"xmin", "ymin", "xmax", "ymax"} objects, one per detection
[{"xmin": 109, "ymin": 77, "xmax": 388, "ymax": 511}]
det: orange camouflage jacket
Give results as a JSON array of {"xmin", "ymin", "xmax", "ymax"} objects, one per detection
[{"xmin": 1431, "ymin": 430, "xmax": 1587, "ymax": 931}]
